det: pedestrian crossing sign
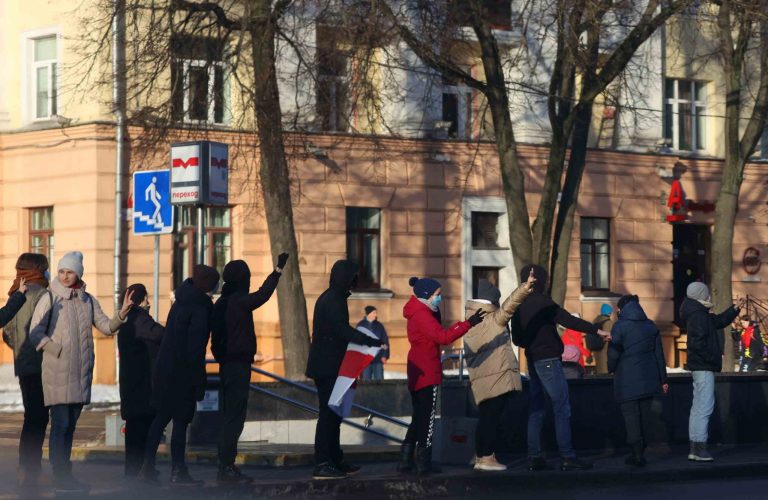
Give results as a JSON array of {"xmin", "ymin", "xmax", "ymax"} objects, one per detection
[{"xmin": 132, "ymin": 169, "xmax": 174, "ymax": 235}]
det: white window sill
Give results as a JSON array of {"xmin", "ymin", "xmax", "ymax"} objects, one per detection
[{"xmin": 349, "ymin": 289, "xmax": 395, "ymax": 300}]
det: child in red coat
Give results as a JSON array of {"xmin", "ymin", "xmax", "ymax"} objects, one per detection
[{"xmin": 399, "ymin": 277, "xmax": 485, "ymax": 476}]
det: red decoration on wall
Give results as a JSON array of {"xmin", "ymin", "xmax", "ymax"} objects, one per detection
[{"xmin": 666, "ymin": 179, "xmax": 688, "ymax": 222}]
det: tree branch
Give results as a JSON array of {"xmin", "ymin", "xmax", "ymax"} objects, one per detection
[{"xmin": 171, "ymin": 0, "xmax": 242, "ymax": 30}]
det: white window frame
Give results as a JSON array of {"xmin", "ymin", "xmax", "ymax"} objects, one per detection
[
  {"xmin": 665, "ymin": 78, "xmax": 707, "ymax": 153},
  {"xmin": 442, "ymin": 83, "xmax": 472, "ymax": 139},
  {"xmin": 181, "ymin": 59, "xmax": 227, "ymax": 125},
  {"xmin": 20, "ymin": 27, "xmax": 61, "ymax": 124}
]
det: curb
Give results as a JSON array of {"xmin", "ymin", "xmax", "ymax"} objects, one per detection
[{"xmin": 62, "ymin": 447, "xmax": 401, "ymax": 468}]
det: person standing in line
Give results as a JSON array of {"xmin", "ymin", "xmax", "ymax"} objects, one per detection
[
  {"xmin": 464, "ymin": 276, "xmax": 534, "ymax": 471},
  {"xmin": 561, "ymin": 313, "xmax": 590, "ymax": 370},
  {"xmin": 511, "ymin": 264, "xmax": 610, "ymax": 472},
  {"xmin": 2, "ymin": 253, "xmax": 49, "ymax": 488},
  {"xmin": 117, "ymin": 284, "xmax": 164, "ymax": 478},
  {"xmin": 591, "ymin": 304, "xmax": 615, "ymax": 373},
  {"xmin": 736, "ymin": 314, "xmax": 765, "ymax": 372},
  {"xmin": 680, "ymin": 281, "xmax": 742, "ymax": 462},
  {"xmin": 212, "ymin": 254, "xmax": 287, "ymax": 483},
  {"xmin": 607, "ymin": 294, "xmax": 668, "ymax": 467},
  {"xmin": 140, "ymin": 264, "xmax": 220, "ymax": 486},
  {"xmin": 356, "ymin": 306, "xmax": 389, "ymax": 381},
  {"xmin": 306, "ymin": 260, "xmax": 382, "ymax": 480},
  {"xmin": 400, "ymin": 276, "xmax": 485, "ymax": 476},
  {"xmin": 29, "ymin": 251, "xmax": 131, "ymax": 493}
]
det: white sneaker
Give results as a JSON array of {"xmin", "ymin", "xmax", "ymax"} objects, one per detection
[{"xmin": 474, "ymin": 454, "xmax": 507, "ymax": 471}]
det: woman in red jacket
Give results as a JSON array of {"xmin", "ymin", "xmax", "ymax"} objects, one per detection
[{"xmin": 399, "ymin": 277, "xmax": 485, "ymax": 476}]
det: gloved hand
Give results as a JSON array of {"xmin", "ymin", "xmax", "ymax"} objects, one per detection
[
  {"xmin": 468, "ymin": 308, "xmax": 486, "ymax": 327},
  {"xmin": 277, "ymin": 252, "xmax": 289, "ymax": 270},
  {"xmin": 362, "ymin": 336, "xmax": 383, "ymax": 348}
]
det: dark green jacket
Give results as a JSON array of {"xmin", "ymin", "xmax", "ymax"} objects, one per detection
[{"xmin": 2, "ymin": 285, "xmax": 45, "ymax": 376}]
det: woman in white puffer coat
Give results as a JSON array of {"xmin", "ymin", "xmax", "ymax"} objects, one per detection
[{"xmin": 29, "ymin": 251, "xmax": 132, "ymax": 493}]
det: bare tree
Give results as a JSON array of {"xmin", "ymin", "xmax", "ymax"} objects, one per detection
[
  {"xmin": 708, "ymin": 0, "xmax": 768, "ymax": 371},
  {"xmin": 379, "ymin": 0, "xmax": 693, "ymax": 303},
  {"xmin": 77, "ymin": 0, "xmax": 313, "ymax": 378}
]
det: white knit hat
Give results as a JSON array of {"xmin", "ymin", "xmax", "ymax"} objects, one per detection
[{"xmin": 58, "ymin": 251, "xmax": 84, "ymax": 278}]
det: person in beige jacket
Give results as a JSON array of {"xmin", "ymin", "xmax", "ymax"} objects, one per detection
[
  {"xmin": 29, "ymin": 251, "xmax": 132, "ymax": 494},
  {"xmin": 464, "ymin": 272, "xmax": 535, "ymax": 471}
]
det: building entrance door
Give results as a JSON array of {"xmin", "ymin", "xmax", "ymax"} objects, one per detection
[{"xmin": 673, "ymin": 224, "xmax": 711, "ymax": 327}]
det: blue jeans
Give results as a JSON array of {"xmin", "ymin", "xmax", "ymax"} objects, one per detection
[
  {"xmin": 527, "ymin": 358, "xmax": 575, "ymax": 458},
  {"xmin": 689, "ymin": 371, "xmax": 715, "ymax": 443},
  {"xmin": 362, "ymin": 362, "xmax": 384, "ymax": 381},
  {"xmin": 49, "ymin": 404, "xmax": 83, "ymax": 475}
]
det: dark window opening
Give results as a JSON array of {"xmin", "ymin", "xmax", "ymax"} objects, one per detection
[
  {"xmin": 346, "ymin": 207, "xmax": 381, "ymax": 290},
  {"xmin": 472, "ymin": 267, "xmax": 500, "ymax": 299},
  {"xmin": 580, "ymin": 217, "xmax": 610, "ymax": 291},
  {"xmin": 471, "ymin": 212, "xmax": 501, "ymax": 248}
]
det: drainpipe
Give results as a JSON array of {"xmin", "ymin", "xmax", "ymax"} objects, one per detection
[{"xmin": 112, "ymin": 0, "xmax": 126, "ymax": 313}]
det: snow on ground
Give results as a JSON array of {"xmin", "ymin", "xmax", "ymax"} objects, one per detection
[{"xmin": 0, "ymin": 385, "xmax": 120, "ymax": 413}]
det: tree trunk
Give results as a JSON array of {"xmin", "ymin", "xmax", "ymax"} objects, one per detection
[
  {"xmin": 250, "ymin": 0, "xmax": 311, "ymax": 379},
  {"xmin": 550, "ymin": 102, "xmax": 594, "ymax": 305}
]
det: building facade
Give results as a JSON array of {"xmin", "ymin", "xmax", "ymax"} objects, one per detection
[{"xmin": 1, "ymin": 0, "xmax": 767, "ymax": 383}]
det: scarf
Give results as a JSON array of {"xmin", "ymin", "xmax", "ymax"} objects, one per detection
[
  {"xmin": 418, "ymin": 297, "xmax": 437, "ymax": 312},
  {"xmin": 8, "ymin": 269, "xmax": 49, "ymax": 296}
]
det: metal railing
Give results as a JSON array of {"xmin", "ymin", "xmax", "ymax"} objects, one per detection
[
  {"xmin": 441, "ymin": 347, "xmax": 466, "ymax": 380},
  {"xmin": 206, "ymin": 360, "xmax": 407, "ymax": 444}
]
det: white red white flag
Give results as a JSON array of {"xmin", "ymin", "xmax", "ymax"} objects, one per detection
[{"xmin": 328, "ymin": 326, "xmax": 381, "ymax": 417}]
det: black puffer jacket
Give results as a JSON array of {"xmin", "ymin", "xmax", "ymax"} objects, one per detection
[
  {"xmin": 212, "ymin": 261, "xmax": 280, "ymax": 364},
  {"xmin": 680, "ymin": 298, "xmax": 739, "ymax": 372},
  {"xmin": 152, "ymin": 279, "xmax": 214, "ymax": 422},
  {"xmin": 607, "ymin": 301, "xmax": 667, "ymax": 402},
  {"xmin": 511, "ymin": 264, "xmax": 598, "ymax": 362},
  {"xmin": 118, "ymin": 307, "xmax": 163, "ymax": 419},
  {"xmin": 305, "ymin": 260, "xmax": 380, "ymax": 379}
]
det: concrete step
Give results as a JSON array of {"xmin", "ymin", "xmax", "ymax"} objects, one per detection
[{"xmin": 58, "ymin": 443, "xmax": 401, "ymax": 467}]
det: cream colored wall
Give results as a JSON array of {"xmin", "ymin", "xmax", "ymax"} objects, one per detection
[{"xmin": 0, "ymin": 0, "xmax": 112, "ymax": 131}]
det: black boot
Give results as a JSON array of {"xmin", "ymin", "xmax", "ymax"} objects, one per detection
[
  {"xmin": 138, "ymin": 460, "xmax": 160, "ymax": 485},
  {"xmin": 217, "ymin": 464, "xmax": 253, "ymax": 484},
  {"xmin": 626, "ymin": 440, "xmax": 646, "ymax": 467},
  {"xmin": 415, "ymin": 446, "xmax": 442, "ymax": 476},
  {"xmin": 53, "ymin": 463, "xmax": 90, "ymax": 494},
  {"xmin": 397, "ymin": 442, "xmax": 416, "ymax": 473},
  {"xmin": 170, "ymin": 465, "xmax": 204, "ymax": 487}
]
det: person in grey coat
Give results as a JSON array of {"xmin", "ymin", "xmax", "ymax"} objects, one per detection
[
  {"xmin": 29, "ymin": 251, "xmax": 131, "ymax": 493},
  {"xmin": 608, "ymin": 295, "xmax": 668, "ymax": 467}
]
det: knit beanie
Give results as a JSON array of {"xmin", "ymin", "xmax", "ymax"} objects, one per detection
[
  {"xmin": 126, "ymin": 283, "xmax": 148, "ymax": 306},
  {"xmin": 223, "ymin": 260, "xmax": 251, "ymax": 284},
  {"xmin": 364, "ymin": 305, "xmax": 376, "ymax": 315},
  {"xmin": 192, "ymin": 264, "xmax": 221, "ymax": 294},
  {"xmin": 477, "ymin": 279, "xmax": 501, "ymax": 307},
  {"xmin": 409, "ymin": 276, "xmax": 441, "ymax": 299},
  {"xmin": 687, "ymin": 281, "xmax": 712, "ymax": 308},
  {"xmin": 600, "ymin": 303, "xmax": 613, "ymax": 316},
  {"xmin": 58, "ymin": 251, "xmax": 84, "ymax": 278}
]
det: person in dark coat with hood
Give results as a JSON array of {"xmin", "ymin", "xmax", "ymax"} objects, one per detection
[
  {"xmin": 117, "ymin": 283, "xmax": 164, "ymax": 478},
  {"xmin": 140, "ymin": 264, "xmax": 220, "ymax": 487},
  {"xmin": 607, "ymin": 295, "xmax": 668, "ymax": 467},
  {"xmin": 305, "ymin": 260, "xmax": 382, "ymax": 480},
  {"xmin": 211, "ymin": 253, "xmax": 287, "ymax": 483},
  {"xmin": 511, "ymin": 265, "xmax": 610, "ymax": 472},
  {"xmin": 679, "ymin": 281, "xmax": 742, "ymax": 462}
]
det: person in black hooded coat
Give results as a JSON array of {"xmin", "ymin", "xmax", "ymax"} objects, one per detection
[
  {"xmin": 117, "ymin": 283, "xmax": 164, "ymax": 478},
  {"xmin": 305, "ymin": 260, "xmax": 382, "ymax": 480},
  {"xmin": 511, "ymin": 264, "xmax": 610, "ymax": 472},
  {"xmin": 607, "ymin": 295, "xmax": 668, "ymax": 467},
  {"xmin": 140, "ymin": 264, "xmax": 220, "ymax": 487},
  {"xmin": 211, "ymin": 253, "xmax": 287, "ymax": 483}
]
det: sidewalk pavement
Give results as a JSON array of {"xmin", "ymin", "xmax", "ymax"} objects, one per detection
[{"xmin": 2, "ymin": 443, "xmax": 766, "ymax": 499}]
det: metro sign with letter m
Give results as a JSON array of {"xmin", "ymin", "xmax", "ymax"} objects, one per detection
[{"xmin": 170, "ymin": 141, "xmax": 228, "ymax": 206}]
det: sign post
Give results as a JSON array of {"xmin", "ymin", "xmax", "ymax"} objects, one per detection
[
  {"xmin": 170, "ymin": 141, "xmax": 229, "ymax": 266},
  {"xmin": 132, "ymin": 170, "xmax": 174, "ymax": 320}
]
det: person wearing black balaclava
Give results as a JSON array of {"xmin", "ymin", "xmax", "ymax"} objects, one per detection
[
  {"xmin": 211, "ymin": 253, "xmax": 287, "ymax": 483},
  {"xmin": 511, "ymin": 265, "xmax": 610, "ymax": 472},
  {"xmin": 305, "ymin": 260, "xmax": 382, "ymax": 480}
]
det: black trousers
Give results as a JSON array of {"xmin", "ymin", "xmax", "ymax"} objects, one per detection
[
  {"xmin": 475, "ymin": 392, "xmax": 510, "ymax": 457},
  {"xmin": 404, "ymin": 385, "xmax": 438, "ymax": 448},
  {"xmin": 18, "ymin": 374, "xmax": 49, "ymax": 471},
  {"xmin": 218, "ymin": 362, "xmax": 251, "ymax": 466},
  {"xmin": 124, "ymin": 415, "xmax": 154, "ymax": 477},
  {"xmin": 621, "ymin": 397, "xmax": 653, "ymax": 445},
  {"xmin": 313, "ymin": 377, "xmax": 343, "ymax": 465},
  {"xmin": 144, "ymin": 411, "xmax": 189, "ymax": 468}
]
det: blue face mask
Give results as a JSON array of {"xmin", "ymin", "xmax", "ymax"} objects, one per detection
[{"xmin": 431, "ymin": 294, "xmax": 442, "ymax": 308}]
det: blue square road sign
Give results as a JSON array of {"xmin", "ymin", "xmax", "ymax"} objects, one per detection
[{"xmin": 133, "ymin": 170, "xmax": 174, "ymax": 235}]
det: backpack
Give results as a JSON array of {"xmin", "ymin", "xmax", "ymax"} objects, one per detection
[{"xmin": 211, "ymin": 295, "xmax": 229, "ymax": 361}]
